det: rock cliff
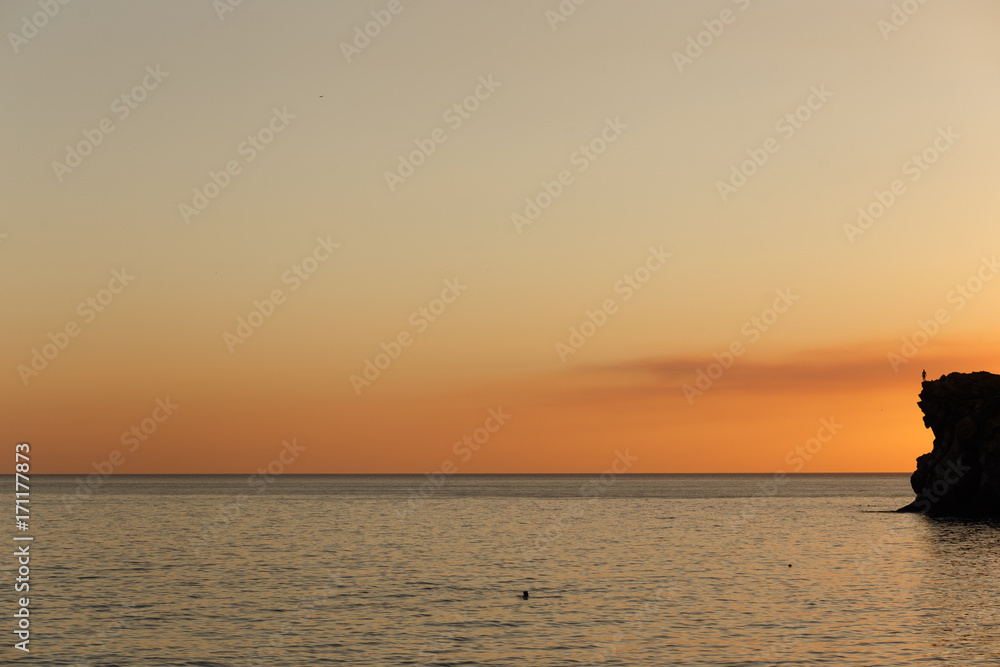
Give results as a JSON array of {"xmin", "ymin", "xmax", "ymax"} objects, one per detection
[{"xmin": 898, "ymin": 371, "xmax": 1000, "ymax": 517}]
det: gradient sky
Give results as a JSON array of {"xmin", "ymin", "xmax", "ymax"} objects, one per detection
[{"xmin": 3, "ymin": 0, "xmax": 1000, "ymax": 474}]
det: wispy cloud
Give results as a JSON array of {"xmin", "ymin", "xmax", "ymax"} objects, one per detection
[{"xmin": 564, "ymin": 341, "xmax": 1000, "ymax": 400}]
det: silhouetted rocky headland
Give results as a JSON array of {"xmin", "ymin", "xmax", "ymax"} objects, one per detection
[{"xmin": 899, "ymin": 371, "xmax": 1000, "ymax": 517}]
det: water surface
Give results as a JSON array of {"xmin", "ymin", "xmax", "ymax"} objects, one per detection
[{"xmin": 10, "ymin": 474, "xmax": 1000, "ymax": 665}]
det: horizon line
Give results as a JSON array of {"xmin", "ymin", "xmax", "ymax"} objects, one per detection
[{"xmin": 22, "ymin": 471, "xmax": 914, "ymax": 476}]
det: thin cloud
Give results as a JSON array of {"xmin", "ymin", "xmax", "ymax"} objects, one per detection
[{"xmin": 567, "ymin": 341, "xmax": 1000, "ymax": 399}]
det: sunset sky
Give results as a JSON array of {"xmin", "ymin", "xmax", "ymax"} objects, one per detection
[{"xmin": 3, "ymin": 0, "xmax": 1000, "ymax": 474}]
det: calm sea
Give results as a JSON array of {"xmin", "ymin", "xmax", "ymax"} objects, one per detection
[{"xmin": 8, "ymin": 474, "xmax": 1000, "ymax": 665}]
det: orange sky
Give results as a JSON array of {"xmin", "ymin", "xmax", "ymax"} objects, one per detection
[{"xmin": 3, "ymin": 0, "xmax": 1000, "ymax": 473}]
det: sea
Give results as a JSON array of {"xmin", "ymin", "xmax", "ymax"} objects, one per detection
[{"xmin": 8, "ymin": 474, "xmax": 1000, "ymax": 665}]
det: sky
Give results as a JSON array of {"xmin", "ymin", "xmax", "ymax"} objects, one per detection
[{"xmin": 2, "ymin": 0, "xmax": 1000, "ymax": 474}]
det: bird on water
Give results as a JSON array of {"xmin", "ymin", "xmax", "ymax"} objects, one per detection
[{"xmin": 522, "ymin": 591, "xmax": 529, "ymax": 600}]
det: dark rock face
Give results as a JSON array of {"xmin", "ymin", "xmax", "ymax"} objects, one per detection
[{"xmin": 898, "ymin": 371, "xmax": 1000, "ymax": 517}]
